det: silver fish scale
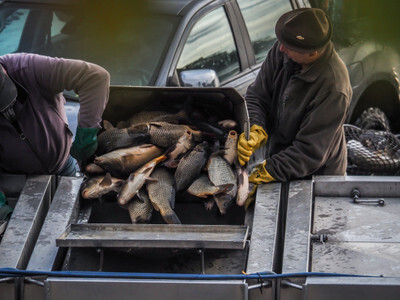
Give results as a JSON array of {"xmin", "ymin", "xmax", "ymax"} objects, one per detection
[
  {"xmin": 128, "ymin": 111, "xmax": 172, "ymax": 126},
  {"xmin": 174, "ymin": 143, "xmax": 208, "ymax": 191},
  {"xmin": 127, "ymin": 192, "xmax": 153, "ymax": 223},
  {"xmin": 208, "ymin": 155, "xmax": 236, "ymax": 186},
  {"xmin": 149, "ymin": 123, "xmax": 189, "ymax": 148},
  {"xmin": 187, "ymin": 173, "xmax": 220, "ymax": 196},
  {"xmin": 147, "ymin": 167, "xmax": 176, "ymax": 210},
  {"xmin": 97, "ymin": 128, "xmax": 134, "ymax": 153}
]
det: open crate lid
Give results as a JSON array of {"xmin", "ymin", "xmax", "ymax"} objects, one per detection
[{"xmin": 103, "ymin": 86, "xmax": 250, "ymax": 138}]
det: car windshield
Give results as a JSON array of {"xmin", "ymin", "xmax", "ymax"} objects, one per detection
[{"xmin": 0, "ymin": 2, "xmax": 177, "ymax": 86}]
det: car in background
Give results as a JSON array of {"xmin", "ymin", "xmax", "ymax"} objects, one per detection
[{"xmin": 0, "ymin": 0, "xmax": 399, "ymax": 134}]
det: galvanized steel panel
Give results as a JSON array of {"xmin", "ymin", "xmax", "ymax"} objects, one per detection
[
  {"xmin": 313, "ymin": 175, "xmax": 400, "ymax": 197},
  {"xmin": 312, "ymin": 194, "xmax": 400, "ymax": 276},
  {"xmin": 304, "ymin": 277, "xmax": 400, "ymax": 300},
  {"xmin": 246, "ymin": 183, "xmax": 281, "ymax": 274},
  {"xmin": 57, "ymin": 223, "xmax": 249, "ymax": 249},
  {"xmin": 313, "ymin": 196, "xmax": 400, "ymax": 243},
  {"xmin": 0, "ymin": 175, "xmax": 54, "ymax": 269},
  {"xmin": 312, "ymin": 242, "xmax": 400, "ymax": 276},
  {"xmin": 45, "ymin": 278, "xmax": 248, "ymax": 300},
  {"xmin": 281, "ymin": 180, "xmax": 313, "ymax": 274},
  {"xmin": 27, "ymin": 176, "xmax": 83, "ymax": 271}
]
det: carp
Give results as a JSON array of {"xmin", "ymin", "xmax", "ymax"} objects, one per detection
[
  {"xmin": 81, "ymin": 172, "xmax": 124, "ymax": 199},
  {"xmin": 174, "ymin": 141, "xmax": 210, "ymax": 191},
  {"xmin": 206, "ymin": 152, "xmax": 238, "ymax": 214},
  {"xmin": 146, "ymin": 167, "xmax": 181, "ymax": 224},
  {"xmin": 223, "ymin": 130, "xmax": 238, "ymax": 165},
  {"xmin": 93, "ymin": 144, "xmax": 163, "ymax": 177},
  {"xmin": 187, "ymin": 173, "xmax": 233, "ymax": 198},
  {"xmin": 127, "ymin": 109, "xmax": 188, "ymax": 127},
  {"xmin": 117, "ymin": 155, "xmax": 166, "ymax": 206},
  {"xmin": 85, "ymin": 163, "xmax": 107, "ymax": 174},
  {"xmin": 235, "ymin": 162, "xmax": 249, "ymax": 206},
  {"xmin": 163, "ymin": 130, "xmax": 195, "ymax": 168},
  {"xmin": 96, "ymin": 120, "xmax": 149, "ymax": 155},
  {"xmin": 126, "ymin": 189, "xmax": 153, "ymax": 223},
  {"xmin": 128, "ymin": 122, "xmax": 203, "ymax": 148}
]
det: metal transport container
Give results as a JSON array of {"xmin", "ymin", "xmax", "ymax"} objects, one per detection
[
  {"xmin": 0, "ymin": 87, "xmax": 399, "ymax": 299},
  {"xmin": 0, "ymin": 87, "xmax": 279, "ymax": 299}
]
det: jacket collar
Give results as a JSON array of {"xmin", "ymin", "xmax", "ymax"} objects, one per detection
[{"xmin": 284, "ymin": 41, "xmax": 334, "ymax": 83}]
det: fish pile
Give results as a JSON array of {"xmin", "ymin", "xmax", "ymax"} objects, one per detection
[{"xmin": 80, "ymin": 105, "xmax": 250, "ymax": 224}]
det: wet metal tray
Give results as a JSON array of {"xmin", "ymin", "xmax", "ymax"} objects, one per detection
[{"xmin": 57, "ymin": 223, "xmax": 249, "ymax": 249}]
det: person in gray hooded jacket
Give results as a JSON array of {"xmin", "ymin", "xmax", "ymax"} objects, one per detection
[{"xmin": 237, "ymin": 8, "xmax": 352, "ymax": 184}]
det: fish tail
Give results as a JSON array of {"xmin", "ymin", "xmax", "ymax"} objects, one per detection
[{"xmin": 162, "ymin": 211, "xmax": 181, "ymax": 224}]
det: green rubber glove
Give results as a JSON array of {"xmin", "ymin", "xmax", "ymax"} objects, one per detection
[
  {"xmin": 0, "ymin": 191, "xmax": 13, "ymax": 221},
  {"xmin": 70, "ymin": 127, "xmax": 99, "ymax": 161}
]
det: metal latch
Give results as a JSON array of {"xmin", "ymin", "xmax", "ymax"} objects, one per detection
[
  {"xmin": 352, "ymin": 188, "xmax": 385, "ymax": 206},
  {"xmin": 310, "ymin": 233, "xmax": 328, "ymax": 243}
]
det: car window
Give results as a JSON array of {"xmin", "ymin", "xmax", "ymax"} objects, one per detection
[
  {"xmin": 0, "ymin": 8, "xmax": 29, "ymax": 55},
  {"xmin": 237, "ymin": 0, "xmax": 292, "ymax": 63},
  {"xmin": 0, "ymin": 3, "xmax": 177, "ymax": 86},
  {"xmin": 176, "ymin": 7, "xmax": 240, "ymax": 83}
]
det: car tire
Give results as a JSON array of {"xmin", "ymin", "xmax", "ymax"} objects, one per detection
[{"xmin": 354, "ymin": 107, "xmax": 391, "ymax": 131}]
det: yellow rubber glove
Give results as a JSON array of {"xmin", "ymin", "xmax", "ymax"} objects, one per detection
[
  {"xmin": 237, "ymin": 125, "xmax": 268, "ymax": 166},
  {"xmin": 249, "ymin": 160, "xmax": 275, "ymax": 184},
  {"xmin": 243, "ymin": 161, "xmax": 276, "ymax": 210}
]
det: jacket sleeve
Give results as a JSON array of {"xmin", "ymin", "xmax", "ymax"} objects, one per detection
[
  {"xmin": 32, "ymin": 55, "xmax": 110, "ymax": 129},
  {"xmin": 245, "ymin": 42, "xmax": 281, "ymax": 130},
  {"xmin": 265, "ymin": 90, "xmax": 349, "ymax": 181}
]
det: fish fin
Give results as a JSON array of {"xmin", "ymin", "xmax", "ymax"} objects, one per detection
[
  {"xmin": 149, "ymin": 201, "xmax": 160, "ymax": 212},
  {"xmin": 217, "ymin": 183, "xmax": 234, "ymax": 194},
  {"xmin": 161, "ymin": 159, "xmax": 180, "ymax": 169},
  {"xmin": 203, "ymin": 198, "xmax": 215, "ymax": 211},
  {"xmin": 145, "ymin": 177, "xmax": 158, "ymax": 183},
  {"xmin": 196, "ymin": 194, "xmax": 208, "ymax": 199},
  {"xmin": 102, "ymin": 120, "xmax": 114, "ymax": 130},
  {"xmin": 127, "ymin": 124, "xmax": 148, "ymax": 135},
  {"xmin": 100, "ymin": 172, "xmax": 113, "ymax": 187},
  {"xmin": 161, "ymin": 211, "xmax": 181, "ymax": 224}
]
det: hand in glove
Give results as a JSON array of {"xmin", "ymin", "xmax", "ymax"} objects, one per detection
[
  {"xmin": 70, "ymin": 127, "xmax": 99, "ymax": 162},
  {"xmin": 237, "ymin": 124, "xmax": 268, "ymax": 166},
  {"xmin": 249, "ymin": 160, "xmax": 276, "ymax": 184},
  {"xmin": 243, "ymin": 161, "xmax": 276, "ymax": 209}
]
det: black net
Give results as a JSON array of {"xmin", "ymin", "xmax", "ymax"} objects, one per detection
[{"xmin": 344, "ymin": 124, "xmax": 400, "ymax": 175}]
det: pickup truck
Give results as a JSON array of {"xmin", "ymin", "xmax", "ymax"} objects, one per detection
[{"xmin": 0, "ymin": 0, "xmax": 399, "ymax": 134}]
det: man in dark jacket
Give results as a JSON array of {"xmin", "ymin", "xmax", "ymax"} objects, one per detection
[
  {"xmin": 0, "ymin": 53, "xmax": 110, "ymax": 219},
  {"xmin": 237, "ymin": 8, "xmax": 352, "ymax": 184}
]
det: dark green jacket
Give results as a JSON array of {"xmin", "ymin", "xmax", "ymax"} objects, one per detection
[{"xmin": 246, "ymin": 41, "xmax": 352, "ymax": 181}]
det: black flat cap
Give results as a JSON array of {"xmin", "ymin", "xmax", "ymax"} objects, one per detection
[{"xmin": 275, "ymin": 8, "xmax": 332, "ymax": 53}]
